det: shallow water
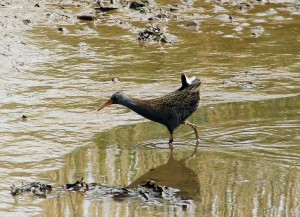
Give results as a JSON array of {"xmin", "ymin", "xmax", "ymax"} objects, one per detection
[{"xmin": 0, "ymin": 1, "xmax": 299, "ymax": 216}]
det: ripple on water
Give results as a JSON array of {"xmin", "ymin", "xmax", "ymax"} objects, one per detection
[
  {"xmin": 201, "ymin": 117, "xmax": 299, "ymax": 167},
  {"xmin": 138, "ymin": 140, "xmax": 198, "ymax": 150}
]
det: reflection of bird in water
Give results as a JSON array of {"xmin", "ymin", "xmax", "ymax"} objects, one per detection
[
  {"xmin": 126, "ymin": 144, "xmax": 200, "ymax": 201},
  {"xmin": 98, "ymin": 73, "xmax": 201, "ymax": 147}
]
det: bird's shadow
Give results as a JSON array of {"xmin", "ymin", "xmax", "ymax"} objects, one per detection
[{"xmin": 126, "ymin": 142, "xmax": 201, "ymax": 201}]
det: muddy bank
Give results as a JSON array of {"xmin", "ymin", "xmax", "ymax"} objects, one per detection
[{"xmin": 1, "ymin": 0, "xmax": 300, "ymax": 74}]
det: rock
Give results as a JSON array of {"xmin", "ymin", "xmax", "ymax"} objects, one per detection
[
  {"xmin": 95, "ymin": 6, "xmax": 118, "ymax": 12},
  {"xmin": 138, "ymin": 27, "xmax": 162, "ymax": 41},
  {"xmin": 21, "ymin": 115, "xmax": 28, "ymax": 121},
  {"xmin": 129, "ymin": 0, "xmax": 149, "ymax": 10},
  {"xmin": 77, "ymin": 15, "xmax": 96, "ymax": 21},
  {"xmin": 23, "ymin": 19, "xmax": 31, "ymax": 25},
  {"xmin": 138, "ymin": 26, "xmax": 173, "ymax": 43},
  {"xmin": 170, "ymin": 5, "xmax": 180, "ymax": 12},
  {"xmin": 239, "ymin": 2, "xmax": 252, "ymax": 12},
  {"xmin": 58, "ymin": 27, "xmax": 70, "ymax": 34}
]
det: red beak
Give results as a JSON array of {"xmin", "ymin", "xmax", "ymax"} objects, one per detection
[{"xmin": 97, "ymin": 100, "xmax": 113, "ymax": 111}]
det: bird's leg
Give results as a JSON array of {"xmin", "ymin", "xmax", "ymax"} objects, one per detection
[
  {"xmin": 183, "ymin": 120, "xmax": 200, "ymax": 143},
  {"xmin": 168, "ymin": 132, "xmax": 174, "ymax": 149}
]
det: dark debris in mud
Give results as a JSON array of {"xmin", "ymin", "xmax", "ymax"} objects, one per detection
[
  {"xmin": 89, "ymin": 180, "xmax": 189, "ymax": 206},
  {"xmin": 11, "ymin": 179, "xmax": 190, "ymax": 206},
  {"xmin": 30, "ymin": 0, "xmax": 300, "ymax": 45},
  {"xmin": 63, "ymin": 177, "xmax": 89, "ymax": 192},
  {"xmin": 138, "ymin": 26, "xmax": 163, "ymax": 42},
  {"xmin": 138, "ymin": 26, "xmax": 174, "ymax": 43},
  {"xmin": 11, "ymin": 182, "xmax": 52, "ymax": 198}
]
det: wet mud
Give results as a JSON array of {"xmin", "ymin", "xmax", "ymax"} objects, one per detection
[{"xmin": 1, "ymin": 0, "xmax": 299, "ymax": 216}]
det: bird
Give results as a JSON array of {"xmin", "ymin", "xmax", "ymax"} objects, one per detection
[{"xmin": 97, "ymin": 73, "xmax": 201, "ymax": 147}]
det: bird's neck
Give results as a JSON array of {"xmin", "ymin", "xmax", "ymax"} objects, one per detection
[
  {"xmin": 121, "ymin": 97, "xmax": 149, "ymax": 113},
  {"xmin": 120, "ymin": 96, "xmax": 157, "ymax": 121}
]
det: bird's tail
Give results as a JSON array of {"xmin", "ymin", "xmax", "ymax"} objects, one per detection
[{"xmin": 179, "ymin": 73, "xmax": 201, "ymax": 91}]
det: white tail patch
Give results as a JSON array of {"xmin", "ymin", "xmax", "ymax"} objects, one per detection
[{"xmin": 186, "ymin": 76, "xmax": 197, "ymax": 84}]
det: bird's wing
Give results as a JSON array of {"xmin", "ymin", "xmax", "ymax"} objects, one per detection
[
  {"xmin": 143, "ymin": 77, "xmax": 201, "ymax": 110},
  {"xmin": 155, "ymin": 82, "xmax": 200, "ymax": 110}
]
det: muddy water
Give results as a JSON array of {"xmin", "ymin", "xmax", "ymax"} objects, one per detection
[{"xmin": 0, "ymin": 1, "xmax": 299, "ymax": 216}]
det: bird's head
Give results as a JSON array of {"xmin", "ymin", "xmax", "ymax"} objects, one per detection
[{"xmin": 97, "ymin": 92, "xmax": 128, "ymax": 111}]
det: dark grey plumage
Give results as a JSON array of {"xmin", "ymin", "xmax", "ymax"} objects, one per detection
[{"xmin": 98, "ymin": 73, "xmax": 201, "ymax": 146}]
